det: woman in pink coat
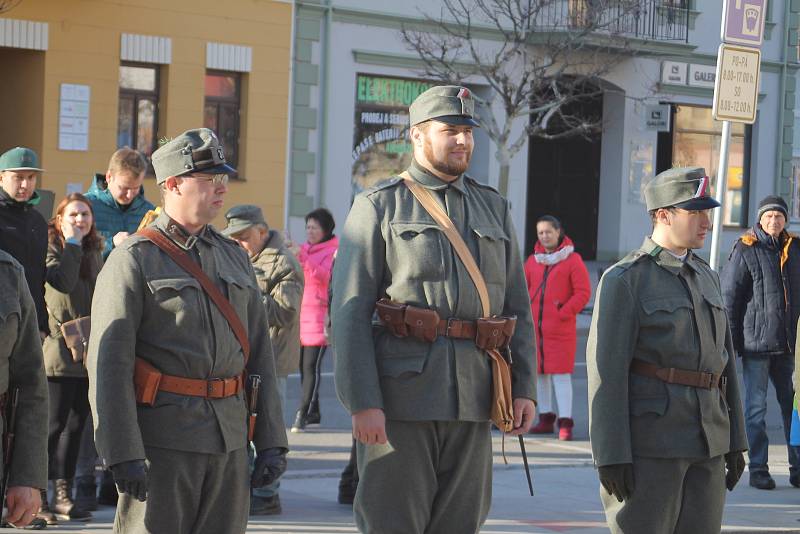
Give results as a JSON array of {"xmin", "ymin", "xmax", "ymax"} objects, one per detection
[
  {"xmin": 291, "ymin": 208, "xmax": 339, "ymax": 432},
  {"xmin": 524, "ymin": 216, "xmax": 591, "ymax": 440}
]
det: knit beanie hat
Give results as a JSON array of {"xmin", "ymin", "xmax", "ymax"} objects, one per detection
[{"xmin": 757, "ymin": 195, "xmax": 788, "ymax": 220}]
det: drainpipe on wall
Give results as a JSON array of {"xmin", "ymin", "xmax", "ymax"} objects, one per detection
[
  {"xmin": 775, "ymin": 0, "xmax": 791, "ymax": 196},
  {"xmin": 315, "ymin": 0, "xmax": 332, "ymax": 208},
  {"xmin": 284, "ymin": 0, "xmax": 299, "ymax": 231}
]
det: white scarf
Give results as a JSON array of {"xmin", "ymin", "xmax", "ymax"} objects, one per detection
[{"xmin": 534, "ymin": 245, "xmax": 573, "ymax": 266}]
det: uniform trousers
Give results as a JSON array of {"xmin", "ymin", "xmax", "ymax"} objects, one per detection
[
  {"xmin": 114, "ymin": 445, "xmax": 249, "ymax": 534},
  {"xmin": 600, "ymin": 455, "xmax": 726, "ymax": 534},
  {"xmin": 355, "ymin": 419, "xmax": 492, "ymax": 534}
]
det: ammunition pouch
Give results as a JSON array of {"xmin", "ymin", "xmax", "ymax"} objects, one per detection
[{"xmin": 475, "ymin": 317, "xmax": 517, "ymax": 351}]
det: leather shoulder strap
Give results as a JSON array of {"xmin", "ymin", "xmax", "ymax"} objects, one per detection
[
  {"xmin": 399, "ymin": 171, "xmax": 491, "ymax": 317},
  {"xmin": 138, "ymin": 228, "xmax": 251, "ymax": 364}
]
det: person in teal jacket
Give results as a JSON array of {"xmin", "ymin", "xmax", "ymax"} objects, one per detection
[{"xmin": 84, "ymin": 148, "xmax": 153, "ymax": 259}]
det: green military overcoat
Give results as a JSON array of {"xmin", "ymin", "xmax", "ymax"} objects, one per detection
[
  {"xmin": 331, "ymin": 161, "xmax": 536, "ymax": 421},
  {"xmin": 87, "ymin": 213, "xmax": 288, "ymax": 468},
  {"xmin": 0, "ymin": 250, "xmax": 48, "ymax": 489},
  {"xmin": 587, "ymin": 238, "xmax": 748, "ymax": 466}
]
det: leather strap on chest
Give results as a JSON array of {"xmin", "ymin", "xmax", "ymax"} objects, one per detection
[{"xmin": 138, "ymin": 228, "xmax": 250, "ymax": 364}]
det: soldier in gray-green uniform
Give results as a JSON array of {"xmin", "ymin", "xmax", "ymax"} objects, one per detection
[
  {"xmin": 587, "ymin": 167, "xmax": 748, "ymax": 534},
  {"xmin": 331, "ymin": 85, "xmax": 536, "ymax": 534},
  {"xmin": 0, "ymin": 249, "xmax": 48, "ymax": 528},
  {"xmin": 223, "ymin": 204, "xmax": 304, "ymax": 515},
  {"xmin": 87, "ymin": 129, "xmax": 288, "ymax": 534}
]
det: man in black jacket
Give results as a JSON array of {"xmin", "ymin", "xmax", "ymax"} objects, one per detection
[
  {"xmin": 0, "ymin": 147, "xmax": 49, "ymax": 336},
  {"xmin": 722, "ymin": 195, "xmax": 800, "ymax": 490}
]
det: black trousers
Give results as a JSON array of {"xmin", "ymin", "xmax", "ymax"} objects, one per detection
[
  {"xmin": 48, "ymin": 377, "xmax": 91, "ymax": 480},
  {"xmin": 298, "ymin": 345, "xmax": 326, "ymax": 413}
]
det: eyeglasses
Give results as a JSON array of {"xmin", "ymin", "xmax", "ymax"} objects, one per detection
[{"xmin": 185, "ymin": 174, "xmax": 229, "ymax": 186}]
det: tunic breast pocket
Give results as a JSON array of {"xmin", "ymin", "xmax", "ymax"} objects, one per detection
[
  {"xmin": 147, "ymin": 277, "xmax": 203, "ymax": 317},
  {"xmin": 219, "ymin": 270, "xmax": 254, "ymax": 321},
  {"xmin": 640, "ymin": 295, "xmax": 695, "ymax": 346},
  {"xmin": 389, "ymin": 221, "xmax": 445, "ymax": 281},
  {"xmin": 702, "ymin": 292, "xmax": 728, "ymax": 350},
  {"xmin": 472, "ymin": 226, "xmax": 508, "ymax": 285}
]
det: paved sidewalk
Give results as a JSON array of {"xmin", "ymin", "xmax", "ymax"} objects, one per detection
[{"xmin": 21, "ymin": 431, "xmax": 800, "ymax": 533}]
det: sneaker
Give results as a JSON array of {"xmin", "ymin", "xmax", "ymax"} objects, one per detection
[
  {"xmin": 749, "ymin": 471, "xmax": 776, "ymax": 490},
  {"xmin": 250, "ymin": 494, "xmax": 281, "ymax": 515}
]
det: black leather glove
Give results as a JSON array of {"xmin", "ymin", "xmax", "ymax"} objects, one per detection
[
  {"xmin": 251, "ymin": 447, "xmax": 288, "ymax": 488},
  {"xmin": 110, "ymin": 459, "xmax": 148, "ymax": 502},
  {"xmin": 725, "ymin": 451, "xmax": 745, "ymax": 491},
  {"xmin": 598, "ymin": 463, "xmax": 634, "ymax": 503}
]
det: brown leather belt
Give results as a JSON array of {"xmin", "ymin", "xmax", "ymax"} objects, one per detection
[
  {"xmin": 134, "ymin": 357, "xmax": 244, "ymax": 405},
  {"xmin": 436, "ymin": 318, "xmax": 477, "ymax": 340},
  {"xmin": 630, "ymin": 359, "xmax": 722, "ymax": 390},
  {"xmin": 158, "ymin": 374, "xmax": 244, "ymax": 399}
]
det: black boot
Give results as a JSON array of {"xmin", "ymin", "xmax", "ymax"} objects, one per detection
[
  {"xmin": 306, "ymin": 400, "xmax": 321, "ymax": 426},
  {"xmin": 35, "ymin": 488, "xmax": 57, "ymax": 525},
  {"xmin": 291, "ymin": 409, "xmax": 308, "ymax": 433},
  {"xmin": 73, "ymin": 474, "xmax": 97, "ymax": 511},
  {"xmin": 52, "ymin": 479, "xmax": 91, "ymax": 521},
  {"xmin": 97, "ymin": 469, "xmax": 118, "ymax": 506}
]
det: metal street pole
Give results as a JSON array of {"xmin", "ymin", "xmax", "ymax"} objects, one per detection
[{"xmin": 709, "ymin": 119, "xmax": 732, "ymax": 271}]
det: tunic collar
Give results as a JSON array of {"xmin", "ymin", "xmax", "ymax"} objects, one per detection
[
  {"xmin": 407, "ymin": 159, "xmax": 467, "ymax": 195},
  {"xmin": 639, "ymin": 236, "xmax": 703, "ymax": 275},
  {"xmin": 155, "ymin": 211, "xmax": 213, "ymax": 251}
]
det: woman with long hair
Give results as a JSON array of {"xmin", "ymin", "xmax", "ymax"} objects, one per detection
[
  {"xmin": 37, "ymin": 193, "xmax": 103, "ymax": 524},
  {"xmin": 290, "ymin": 208, "xmax": 338, "ymax": 432},
  {"xmin": 524, "ymin": 215, "xmax": 591, "ymax": 441}
]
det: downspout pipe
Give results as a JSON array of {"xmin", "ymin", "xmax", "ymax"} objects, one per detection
[
  {"xmin": 284, "ymin": 0, "xmax": 299, "ymax": 231},
  {"xmin": 316, "ymin": 0, "xmax": 332, "ymax": 208},
  {"xmin": 775, "ymin": 0, "xmax": 791, "ymax": 197}
]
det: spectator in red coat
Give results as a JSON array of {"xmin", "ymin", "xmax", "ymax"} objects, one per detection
[
  {"xmin": 289, "ymin": 208, "xmax": 338, "ymax": 432},
  {"xmin": 524, "ymin": 215, "xmax": 591, "ymax": 440}
]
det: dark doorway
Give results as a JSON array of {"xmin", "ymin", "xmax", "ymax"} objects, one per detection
[{"xmin": 525, "ymin": 93, "xmax": 603, "ymax": 259}]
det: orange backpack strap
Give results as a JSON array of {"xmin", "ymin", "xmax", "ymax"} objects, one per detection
[{"xmin": 138, "ymin": 228, "xmax": 251, "ymax": 365}]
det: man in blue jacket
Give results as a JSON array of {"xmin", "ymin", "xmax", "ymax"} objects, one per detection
[
  {"xmin": 722, "ymin": 195, "xmax": 800, "ymax": 490},
  {"xmin": 84, "ymin": 148, "xmax": 153, "ymax": 258}
]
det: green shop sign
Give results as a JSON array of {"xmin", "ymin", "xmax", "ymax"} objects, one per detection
[{"xmin": 356, "ymin": 75, "xmax": 434, "ymax": 107}]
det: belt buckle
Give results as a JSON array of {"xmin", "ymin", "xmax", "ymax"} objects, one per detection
[
  {"xmin": 445, "ymin": 318, "xmax": 459, "ymax": 338},
  {"xmin": 207, "ymin": 378, "xmax": 224, "ymax": 398},
  {"xmin": 700, "ymin": 372, "xmax": 713, "ymax": 389}
]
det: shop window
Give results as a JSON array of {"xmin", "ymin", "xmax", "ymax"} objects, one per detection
[
  {"xmin": 117, "ymin": 63, "xmax": 159, "ymax": 165},
  {"xmin": 204, "ymin": 71, "xmax": 241, "ymax": 168},
  {"xmin": 672, "ymin": 105, "xmax": 750, "ymax": 227}
]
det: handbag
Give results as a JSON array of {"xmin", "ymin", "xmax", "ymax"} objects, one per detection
[
  {"xmin": 400, "ymin": 172, "xmax": 514, "ymax": 432},
  {"xmin": 59, "ymin": 316, "xmax": 91, "ymax": 364}
]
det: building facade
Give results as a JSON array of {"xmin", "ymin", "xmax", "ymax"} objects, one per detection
[
  {"xmin": 287, "ymin": 0, "xmax": 799, "ymax": 265},
  {"xmin": 0, "ymin": 0, "xmax": 292, "ymax": 228}
]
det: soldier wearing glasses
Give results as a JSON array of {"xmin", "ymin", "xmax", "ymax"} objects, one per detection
[{"xmin": 88, "ymin": 129, "xmax": 288, "ymax": 533}]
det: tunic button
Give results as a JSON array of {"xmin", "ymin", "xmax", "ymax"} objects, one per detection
[
  {"xmin": 492, "ymin": 329, "xmax": 499, "ymax": 336},
  {"xmin": 416, "ymin": 320, "xmax": 423, "ymax": 326}
]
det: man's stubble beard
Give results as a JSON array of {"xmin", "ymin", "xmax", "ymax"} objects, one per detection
[{"xmin": 423, "ymin": 136, "xmax": 471, "ymax": 177}]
